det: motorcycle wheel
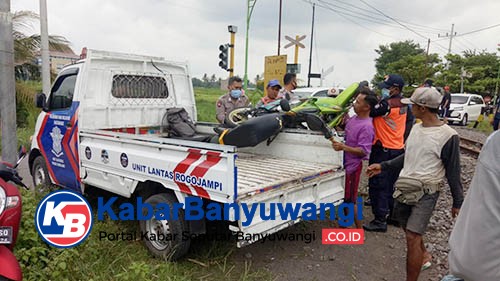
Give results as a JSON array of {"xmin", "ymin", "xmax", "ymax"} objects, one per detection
[{"xmin": 225, "ymin": 107, "xmax": 252, "ymax": 128}]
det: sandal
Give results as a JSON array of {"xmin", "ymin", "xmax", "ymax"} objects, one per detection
[{"xmin": 421, "ymin": 261, "xmax": 432, "ymax": 271}]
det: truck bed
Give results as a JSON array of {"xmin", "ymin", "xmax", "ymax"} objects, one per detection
[
  {"xmin": 236, "ymin": 154, "xmax": 340, "ymax": 199},
  {"xmin": 79, "ymin": 127, "xmax": 343, "ymax": 204}
]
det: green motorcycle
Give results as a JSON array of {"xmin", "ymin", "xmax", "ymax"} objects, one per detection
[{"xmin": 225, "ymin": 82, "xmax": 359, "ymax": 128}]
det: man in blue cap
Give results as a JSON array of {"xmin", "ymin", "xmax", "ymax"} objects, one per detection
[
  {"xmin": 364, "ymin": 74, "xmax": 413, "ymax": 232},
  {"xmin": 256, "ymin": 79, "xmax": 282, "ymax": 107}
]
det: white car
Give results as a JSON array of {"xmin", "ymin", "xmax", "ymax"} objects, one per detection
[
  {"xmin": 448, "ymin": 94, "xmax": 485, "ymax": 125},
  {"xmin": 293, "ymin": 87, "xmax": 344, "ymax": 99}
]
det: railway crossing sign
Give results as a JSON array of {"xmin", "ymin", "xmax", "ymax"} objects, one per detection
[
  {"xmin": 284, "ymin": 35, "xmax": 306, "ymax": 49},
  {"xmin": 284, "ymin": 35, "xmax": 306, "ymax": 64}
]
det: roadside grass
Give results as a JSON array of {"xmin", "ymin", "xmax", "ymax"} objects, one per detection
[
  {"xmin": 0, "ymin": 81, "xmax": 42, "ymax": 154},
  {"xmin": 467, "ymin": 117, "xmax": 494, "ymax": 135},
  {"xmin": 194, "ymin": 87, "xmax": 263, "ymax": 122},
  {"xmin": 17, "ymin": 189, "xmax": 273, "ymax": 281}
]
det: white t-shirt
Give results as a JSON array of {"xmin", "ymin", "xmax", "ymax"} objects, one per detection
[
  {"xmin": 448, "ymin": 131, "xmax": 500, "ymax": 281},
  {"xmin": 399, "ymin": 123, "xmax": 457, "ymax": 184}
]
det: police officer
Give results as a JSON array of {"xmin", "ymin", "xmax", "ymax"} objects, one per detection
[
  {"xmin": 364, "ymin": 74, "xmax": 412, "ymax": 232},
  {"xmin": 216, "ymin": 76, "xmax": 249, "ymax": 125}
]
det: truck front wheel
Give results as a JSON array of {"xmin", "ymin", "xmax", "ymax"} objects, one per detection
[
  {"xmin": 32, "ymin": 156, "xmax": 52, "ymax": 193},
  {"xmin": 139, "ymin": 193, "xmax": 191, "ymax": 260}
]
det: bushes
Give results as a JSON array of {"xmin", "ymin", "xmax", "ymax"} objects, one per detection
[{"xmin": 15, "ymin": 81, "xmax": 40, "ymax": 128}]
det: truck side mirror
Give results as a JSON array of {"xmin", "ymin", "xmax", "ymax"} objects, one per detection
[{"xmin": 35, "ymin": 93, "xmax": 47, "ymax": 109}]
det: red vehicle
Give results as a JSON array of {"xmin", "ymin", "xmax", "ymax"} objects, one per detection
[{"xmin": 0, "ymin": 147, "xmax": 27, "ymax": 281}]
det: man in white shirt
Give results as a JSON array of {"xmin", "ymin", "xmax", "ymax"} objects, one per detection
[{"xmin": 367, "ymin": 87, "xmax": 464, "ymax": 281}]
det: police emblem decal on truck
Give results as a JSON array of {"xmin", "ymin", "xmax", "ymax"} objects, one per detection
[{"xmin": 36, "ymin": 102, "xmax": 81, "ymax": 191}]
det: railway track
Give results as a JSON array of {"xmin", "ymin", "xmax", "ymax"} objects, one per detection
[{"xmin": 459, "ymin": 136, "xmax": 483, "ymax": 156}]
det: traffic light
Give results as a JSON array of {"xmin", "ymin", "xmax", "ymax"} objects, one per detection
[{"xmin": 219, "ymin": 44, "xmax": 229, "ymax": 70}]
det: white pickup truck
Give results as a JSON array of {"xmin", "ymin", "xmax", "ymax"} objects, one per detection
[{"xmin": 29, "ymin": 49, "xmax": 345, "ymax": 259}]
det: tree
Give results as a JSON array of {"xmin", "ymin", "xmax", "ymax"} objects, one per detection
[
  {"xmin": 435, "ymin": 51, "xmax": 500, "ymax": 95},
  {"xmin": 13, "ymin": 11, "xmax": 71, "ymax": 80},
  {"xmin": 13, "ymin": 11, "xmax": 70, "ymax": 64},
  {"xmin": 372, "ymin": 41, "xmax": 445, "ymax": 94},
  {"xmin": 385, "ymin": 53, "xmax": 441, "ymax": 89},
  {"xmin": 192, "ymin": 77, "xmax": 204, "ymax": 87},
  {"xmin": 375, "ymin": 41, "xmax": 424, "ymax": 71}
]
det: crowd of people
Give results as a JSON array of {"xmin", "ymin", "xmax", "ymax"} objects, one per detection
[{"xmin": 214, "ymin": 74, "xmax": 499, "ymax": 281}]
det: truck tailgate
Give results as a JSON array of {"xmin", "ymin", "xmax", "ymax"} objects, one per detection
[
  {"xmin": 231, "ymin": 154, "xmax": 344, "ymax": 247},
  {"xmin": 231, "ymin": 169, "xmax": 344, "ymax": 247}
]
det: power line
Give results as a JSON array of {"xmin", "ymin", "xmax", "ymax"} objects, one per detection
[
  {"xmin": 357, "ymin": 0, "xmax": 428, "ymax": 39},
  {"xmin": 357, "ymin": 0, "xmax": 449, "ymax": 52},
  {"xmin": 317, "ymin": 0, "xmax": 441, "ymax": 35},
  {"xmin": 453, "ymin": 39, "xmax": 472, "ymax": 54},
  {"xmin": 322, "ymin": 0, "xmax": 448, "ymax": 33},
  {"xmin": 318, "ymin": 0, "xmax": 401, "ymax": 27},
  {"xmin": 303, "ymin": 0, "xmax": 450, "ymax": 55},
  {"xmin": 302, "ymin": 0, "xmax": 398, "ymax": 39},
  {"xmin": 455, "ymin": 23, "xmax": 500, "ymax": 37},
  {"xmin": 438, "ymin": 24, "xmax": 456, "ymax": 54},
  {"xmin": 460, "ymin": 37, "xmax": 481, "ymax": 51},
  {"xmin": 455, "ymin": 37, "xmax": 479, "ymax": 52},
  {"xmin": 436, "ymin": 23, "xmax": 500, "ymax": 55}
]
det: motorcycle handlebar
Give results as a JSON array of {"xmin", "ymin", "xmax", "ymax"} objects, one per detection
[
  {"xmin": 0, "ymin": 146, "xmax": 27, "ymax": 189},
  {"xmin": 11, "ymin": 173, "xmax": 27, "ymax": 189}
]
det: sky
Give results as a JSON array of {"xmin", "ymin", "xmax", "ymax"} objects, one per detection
[{"xmin": 11, "ymin": 0, "xmax": 500, "ymax": 88}]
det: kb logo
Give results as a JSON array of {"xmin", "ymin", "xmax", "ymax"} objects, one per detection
[{"xmin": 35, "ymin": 191, "xmax": 93, "ymax": 248}]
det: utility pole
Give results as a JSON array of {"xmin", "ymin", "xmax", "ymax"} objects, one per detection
[
  {"xmin": 307, "ymin": 3, "xmax": 315, "ymax": 87},
  {"xmin": 425, "ymin": 38, "xmax": 430, "ymax": 78},
  {"xmin": 439, "ymin": 23, "xmax": 456, "ymax": 54},
  {"xmin": 0, "ymin": 0, "xmax": 18, "ymax": 163},
  {"xmin": 243, "ymin": 0, "xmax": 257, "ymax": 92},
  {"xmin": 460, "ymin": 66, "xmax": 464, "ymax": 93},
  {"xmin": 277, "ymin": 0, "xmax": 282, "ymax": 55},
  {"xmin": 426, "ymin": 38, "xmax": 430, "ymax": 57},
  {"xmin": 40, "ymin": 0, "xmax": 50, "ymax": 95}
]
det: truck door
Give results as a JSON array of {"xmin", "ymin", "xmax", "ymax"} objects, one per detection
[{"xmin": 37, "ymin": 67, "xmax": 81, "ymax": 192}]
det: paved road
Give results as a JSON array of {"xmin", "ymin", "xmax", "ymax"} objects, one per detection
[
  {"xmin": 0, "ymin": 155, "xmax": 33, "ymax": 189},
  {"xmin": 18, "ymin": 156, "xmax": 33, "ymax": 188}
]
